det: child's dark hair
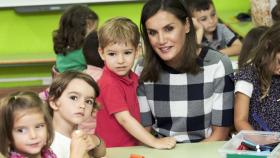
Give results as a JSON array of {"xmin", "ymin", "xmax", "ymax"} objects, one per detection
[
  {"xmin": 272, "ymin": 3, "xmax": 280, "ymax": 23},
  {"xmin": 83, "ymin": 31, "xmax": 104, "ymax": 68},
  {"xmin": 48, "ymin": 71, "xmax": 100, "ymax": 115},
  {"xmin": 53, "ymin": 5, "xmax": 99, "ymax": 55},
  {"xmin": 0, "ymin": 91, "xmax": 54, "ymax": 157},
  {"xmin": 187, "ymin": 0, "xmax": 214, "ymax": 13},
  {"xmin": 238, "ymin": 26, "xmax": 269, "ymax": 68}
]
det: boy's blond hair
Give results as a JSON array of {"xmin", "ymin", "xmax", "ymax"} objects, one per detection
[{"xmin": 98, "ymin": 17, "xmax": 140, "ymax": 49}]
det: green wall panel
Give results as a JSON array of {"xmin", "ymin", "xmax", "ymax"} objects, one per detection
[{"xmin": 0, "ymin": 2, "xmax": 144, "ymax": 59}]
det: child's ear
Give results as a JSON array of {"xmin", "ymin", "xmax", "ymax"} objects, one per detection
[
  {"xmin": 98, "ymin": 47, "xmax": 105, "ymax": 61},
  {"xmin": 135, "ymin": 44, "xmax": 141, "ymax": 59},
  {"xmin": 49, "ymin": 99, "xmax": 59, "ymax": 111}
]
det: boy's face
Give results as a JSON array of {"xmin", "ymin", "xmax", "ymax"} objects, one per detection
[
  {"xmin": 192, "ymin": 4, "xmax": 218, "ymax": 34},
  {"xmin": 99, "ymin": 42, "xmax": 138, "ymax": 76}
]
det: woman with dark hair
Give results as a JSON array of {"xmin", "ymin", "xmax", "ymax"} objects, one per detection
[{"xmin": 136, "ymin": 0, "xmax": 234, "ymax": 143}]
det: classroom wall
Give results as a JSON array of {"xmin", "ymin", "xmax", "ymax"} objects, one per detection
[
  {"xmin": 0, "ymin": 2, "xmax": 144, "ymax": 59},
  {"xmin": 213, "ymin": 0, "xmax": 250, "ymax": 12}
]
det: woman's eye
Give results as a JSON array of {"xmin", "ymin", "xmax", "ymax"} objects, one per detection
[
  {"xmin": 70, "ymin": 96, "xmax": 78, "ymax": 101},
  {"xmin": 147, "ymin": 30, "xmax": 156, "ymax": 36},
  {"xmin": 165, "ymin": 26, "xmax": 173, "ymax": 32}
]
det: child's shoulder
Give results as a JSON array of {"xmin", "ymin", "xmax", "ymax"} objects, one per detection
[
  {"xmin": 235, "ymin": 65, "xmax": 257, "ymax": 82},
  {"xmin": 98, "ymin": 70, "xmax": 120, "ymax": 87},
  {"xmin": 216, "ymin": 23, "xmax": 234, "ymax": 34},
  {"xmin": 202, "ymin": 47, "xmax": 231, "ymax": 63}
]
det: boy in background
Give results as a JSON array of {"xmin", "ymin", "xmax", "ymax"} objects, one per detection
[
  {"xmin": 95, "ymin": 17, "xmax": 176, "ymax": 148},
  {"xmin": 189, "ymin": 0, "xmax": 242, "ymax": 56}
]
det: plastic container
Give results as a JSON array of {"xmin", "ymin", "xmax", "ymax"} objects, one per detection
[{"xmin": 219, "ymin": 130, "xmax": 280, "ymax": 158}]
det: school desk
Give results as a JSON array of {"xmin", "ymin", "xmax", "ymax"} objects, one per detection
[{"xmin": 106, "ymin": 141, "xmax": 225, "ymax": 158}]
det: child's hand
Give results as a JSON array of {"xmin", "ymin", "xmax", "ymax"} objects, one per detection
[
  {"xmin": 192, "ymin": 17, "xmax": 204, "ymax": 44},
  {"xmin": 192, "ymin": 18, "xmax": 203, "ymax": 31},
  {"xmin": 152, "ymin": 137, "xmax": 176, "ymax": 149},
  {"xmin": 78, "ymin": 112, "xmax": 97, "ymax": 134},
  {"xmin": 86, "ymin": 134, "xmax": 102, "ymax": 150},
  {"xmin": 70, "ymin": 130, "xmax": 89, "ymax": 158}
]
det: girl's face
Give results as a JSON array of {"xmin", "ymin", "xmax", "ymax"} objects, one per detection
[
  {"xmin": 12, "ymin": 110, "xmax": 47, "ymax": 157},
  {"xmin": 51, "ymin": 79, "xmax": 96, "ymax": 126},
  {"xmin": 145, "ymin": 10, "xmax": 190, "ymax": 68},
  {"xmin": 272, "ymin": 53, "xmax": 280, "ymax": 75}
]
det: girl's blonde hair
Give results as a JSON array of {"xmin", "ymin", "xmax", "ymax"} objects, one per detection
[{"xmin": 0, "ymin": 91, "xmax": 54, "ymax": 157}]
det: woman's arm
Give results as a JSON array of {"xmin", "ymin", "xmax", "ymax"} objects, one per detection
[
  {"xmin": 234, "ymin": 92, "xmax": 254, "ymax": 131},
  {"xmin": 115, "ymin": 111, "xmax": 176, "ymax": 149},
  {"xmin": 202, "ymin": 126, "xmax": 230, "ymax": 142}
]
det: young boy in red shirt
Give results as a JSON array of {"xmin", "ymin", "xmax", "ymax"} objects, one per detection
[{"xmin": 95, "ymin": 17, "xmax": 176, "ymax": 149}]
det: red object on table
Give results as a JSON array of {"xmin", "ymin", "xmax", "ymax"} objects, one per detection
[{"xmin": 130, "ymin": 154, "xmax": 144, "ymax": 158}]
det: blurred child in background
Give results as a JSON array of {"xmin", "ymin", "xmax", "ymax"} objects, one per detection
[
  {"xmin": 40, "ymin": 5, "xmax": 99, "ymax": 100},
  {"xmin": 189, "ymin": 0, "xmax": 242, "ymax": 56},
  {"xmin": 48, "ymin": 71, "xmax": 106, "ymax": 158},
  {"xmin": 53, "ymin": 5, "xmax": 99, "ymax": 73},
  {"xmin": 238, "ymin": 26, "xmax": 269, "ymax": 68},
  {"xmin": 234, "ymin": 22, "xmax": 280, "ymax": 132},
  {"xmin": 0, "ymin": 91, "xmax": 56, "ymax": 158},
  {"xmin": 95, "ymin": 17, "xmax": 176, "ymax": 148},
  {"xmin": 82, "ymin": 31, "xmax": 104, "ymax": 81}
]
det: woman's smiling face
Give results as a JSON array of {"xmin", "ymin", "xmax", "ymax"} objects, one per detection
[{"xmin": 145, "ymin": 10, "xmax": 190, "ymax": 68}]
